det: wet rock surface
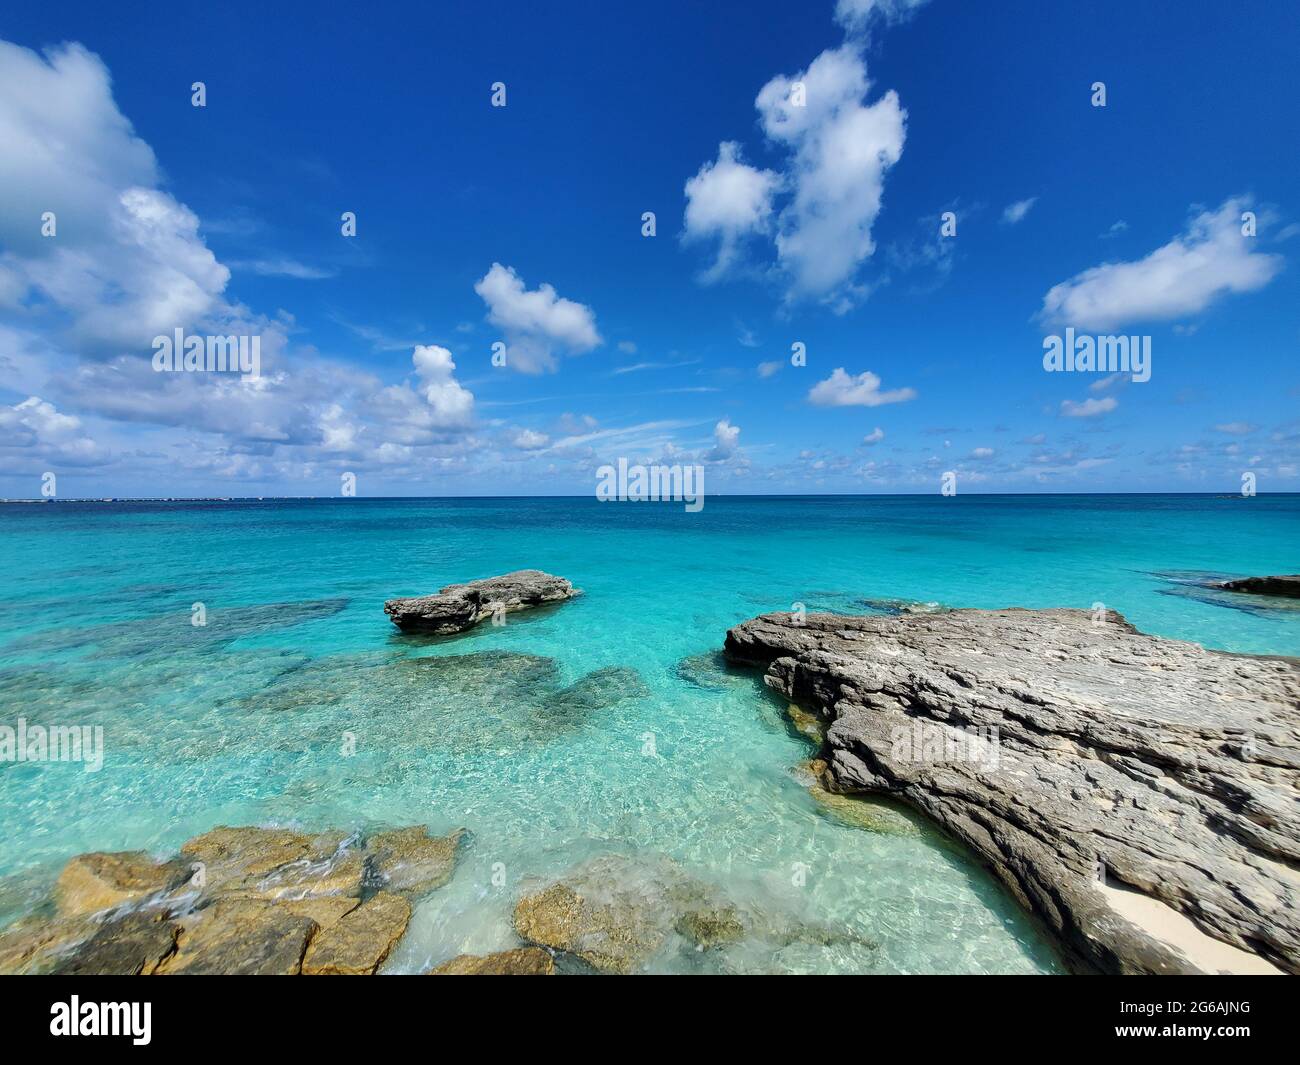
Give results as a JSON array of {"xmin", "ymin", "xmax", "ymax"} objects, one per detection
[
  {"xmin": 384, "ymin": 570, "xmax": 579, "ymax": 635},
  {"xmin": 0, "ymin": 823, "xmax": 464, "ymax": 975},
  {"xmin": 724, "ymin": 606, "xmax": 1300, "ymax": 974},
  {"xmin": 429, "ymin": 947, "xmax": 557, "ymax": 975}
]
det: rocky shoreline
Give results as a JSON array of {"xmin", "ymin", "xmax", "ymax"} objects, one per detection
[{"xmin": 724, "ymin": 606, "xmax": 1300, "ymax": 975}]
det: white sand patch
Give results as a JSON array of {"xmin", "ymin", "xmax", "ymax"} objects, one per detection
[{"xmin": 1101, "ymin": 883, "xmax": 1283, "ymax": 975}]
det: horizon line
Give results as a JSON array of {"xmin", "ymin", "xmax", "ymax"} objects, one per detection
[{"xmin": 3, "ymin": 490, "xmax": 1296, "ymax": 503}]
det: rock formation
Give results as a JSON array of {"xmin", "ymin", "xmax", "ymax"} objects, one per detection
[
  {"xmin": 0, "ymin": 823, "xmax": 463, "ymax": 975},
  {"xmin": 724, "ymin": 606, "xmax": 1300, "ymax": 975},
  {"xmin": 1220, "ymin": 575, "xmax": 1300, "ymax": 599},
  {"xmin": 384, "ymin": 570, "xmax": 579, "ymax": 634}
]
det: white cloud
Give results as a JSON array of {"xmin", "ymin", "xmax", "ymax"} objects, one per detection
[
  {"xmin": 411, "ymin": 345, "xmax": 475, "ymax": 429},
  {"xmin": 863, "ymin": 426, "xmax": 885, "ymax": 444},
  {"xmin": 755, "ymin": 46, "xmax": 906, "ymax": 307},
  {"xmin": 1214, "ymin": 421, "xmax": 1257, "ymax": 435},
  {"xmin": 511, "ymin": 428, "xmax": 550, "ymax": 450},
  {"xmin": 1001, "ymin": 198, "xmax": 1037, "ymax": 225},
  {"xmin": 969, "ymin": 446, "xmax": 995, "ymax": 459},
  {"xmin": 757, "ymin": 360, "xmax": 783, "ymax": 378},
  {"xmin": 229, "ymin": 258, "xmax": 336, "ymax": 280},
  {"xmin": 1060, "ymin": 396, "xmax": 1118, "ymax": 418},
  {"xmin": 682, "ymin": 142, "xmax": 780, "ymax": 282},
  {"xmin": 473, "ymin": 262, "xmax": 601, "ymax": 374},
  {"xmin": 708, "ymin": 418, "xmax": 741, "ymax": 460},
  {"xmin": 0, "ymin": 42, "xmax": 230, "ymax": 352},
  {"xmin": 0, "ymin": 395, "xmax": 106, "ymax": 466},
  {"xmin": 834, "ymin": 0, "xmax": 930, "ymax": 32},
  {"xmin": 808, "ymin": 367, "xmax": 916, "ymax": 407},
  {"xmin": 1041, "ymin": 198, "xmax": 1284, "ymax": 330}
]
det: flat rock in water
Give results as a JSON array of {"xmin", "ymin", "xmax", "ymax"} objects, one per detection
[
  {"xmin": 384, "ymin": 569, "xmax": 579, "ymax": 634},
  {"xmin": 724, "ymin": 607, "xmax": 1300, "ymax": 974},
  {"xmin": 1220, "ymin": 575, "xmax": 1300, "ymax": 599}
]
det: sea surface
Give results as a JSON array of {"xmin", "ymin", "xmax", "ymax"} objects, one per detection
[{"xmin": 2, "ymin": 493, "xmax": 1298, "ymax": 974}]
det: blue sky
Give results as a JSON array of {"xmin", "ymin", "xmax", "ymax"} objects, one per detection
[{"xmin": 1, "ymin": 0, "xmax": 1297, "ymax": 496}]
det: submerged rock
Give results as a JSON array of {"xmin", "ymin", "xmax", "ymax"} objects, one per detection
[
  {"xmin": 0, "ymin": 821, "xmax": 464, "ymax": 975},
  {"xmin": 724, "ymin": 607, "xmax": 1300, "ymax": 974},
  {"xmin": 1220, "ymin": 574, "xmax": 1300, "ymax": 598},
  {"xmin": 429, "ymin": 947, "xmax": 556, "ymax": 975},
  {"xmin": 54, "ymin": 850, "xmax": 190, "ymax": 917},
  {"xmin": 384, "ymin": 570, "xmax": 579, "ymax": 635}
]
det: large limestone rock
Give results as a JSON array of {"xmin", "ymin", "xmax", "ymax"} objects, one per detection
[
  {"xmin": 301, "ymin": 892, "xmax": 411, "ymax": 975},
  {"xmin": 366, "ymin": 826, "xmax": 464, "ymax": 896},
  {"xmin": 724, "ymin": 606, "xmax": 1300, "ymax": 975},
  {"xmin": 429, "ymin": 947, "xmax": 556, "ymax": 975},
  {"xmin": 384, "ymin": 570, "xmax": 579, "ymax": 635},
  {"xmin": 54, "ymin": 850, "xmax": 189, "ymax": 917}
]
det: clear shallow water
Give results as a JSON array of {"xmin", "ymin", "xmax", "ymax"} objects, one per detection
[{"xmin": 1, "ymin": 494, "xmax": 1297, "ymax": 974}]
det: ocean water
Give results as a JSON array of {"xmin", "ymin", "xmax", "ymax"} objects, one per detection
[{"xmin": 1, "ymin": 493, "xmax": 1298, "ymax": 974}]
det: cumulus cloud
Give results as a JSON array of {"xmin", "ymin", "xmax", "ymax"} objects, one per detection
[
  {"xmin": 708, "ymin": 418, "xmax": 741, "ymax": 460},
  {"xmin": 682, "ymin": 142, "xmax": 780, "ymax": 282},
  {"xmin": 808, "ymin": 367, "xmax": 916, "ymax": 407},
  {"xmin": 1001, "ymin": 198, "xmax": 1037, "ymax": 225},
  {"xmin": 1040, "ymin": 198, "xmax": 1284, "ymax": 330},
  {"xmin": 1060, "ymin": 396, "xmax": 1118, "ymax": 418},
  {"xmin": 681, "ymin": 29, "xmax": 907, "ymax": 309},
  {"xmin": 511, "ymin": 428, "xmax": 550, "ymax": 450},
  {"xmin": 863, "ymin": 426, "xmax": 885, "ymax": 444},
  {"xmin": 757, "ymin": 360, "xmax": 783, "ymax": 378},
  {"xmin": 412, "ymin": 345, "xmax": 475, "ymax": 429},
  {"xmin": 0, "ymin": 396, "xmax": 107, "ymax": 467},
  {"xmin": 473, "ymin": 262, "xmax": 601, "ymax": 374},
  {"xmin": 0, "ymin": 42, "xmax": 231, "ymax": 352},
  {"xmin": 755, "ymin": 46, "xmax": 905, "ymax": 307}
]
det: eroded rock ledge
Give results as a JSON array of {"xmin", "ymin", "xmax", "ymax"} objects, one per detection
[
  {"xmin": 724, "ymin": 606, "xmax": 1300, "ymax": 975},
  {"xmin": 384, "ymin": 570, "xmax": 579, "ymax": 634}
]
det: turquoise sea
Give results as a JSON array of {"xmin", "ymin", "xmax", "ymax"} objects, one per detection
[{"xmin": 2, "ymin": 494, "xmax": 1298, "ymax": 974}]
